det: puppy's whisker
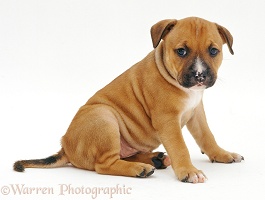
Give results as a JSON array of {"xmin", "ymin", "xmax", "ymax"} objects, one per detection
[{"xmin": 216, "ymin": 76, "xmax": 226, "ymax": 84}]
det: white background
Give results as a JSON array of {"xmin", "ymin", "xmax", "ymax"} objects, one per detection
[{"xmin": 1, "ymin": 0, "xmax": 265, "ymax": 199}]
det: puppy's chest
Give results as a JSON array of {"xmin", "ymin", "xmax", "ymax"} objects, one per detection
[
  {"xmin": 181, "ymin": 91, "xmax": 203, "ymax": 123},
  {"xmin": 183, "ymin": 91, "xmax": 203, "ymax": 114}
]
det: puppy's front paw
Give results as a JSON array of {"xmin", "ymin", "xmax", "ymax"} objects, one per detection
[
  {"xmin": 177, "ymin": 167, "xmax": 207, "ymax": 183},
  {"xmin": 210, "ymin": 151, "xmax": 244, "ymax": 163}
]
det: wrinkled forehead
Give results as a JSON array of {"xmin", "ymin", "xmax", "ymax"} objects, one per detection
[{"xmin": 168, "ymin": 18, "xmax": 223, "ymax": 48}]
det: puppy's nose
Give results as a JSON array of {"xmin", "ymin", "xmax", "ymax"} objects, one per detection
[{"xmin": 195, "ymin": 72, "xmax": 206, "ymax": 83}]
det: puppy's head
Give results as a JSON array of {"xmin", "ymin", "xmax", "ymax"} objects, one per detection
[{"xmin": 151, "ymin": 17, "xmax": 234, "ymax": 90}]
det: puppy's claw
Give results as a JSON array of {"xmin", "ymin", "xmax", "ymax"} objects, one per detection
[
  {"xmin": 146, "ymin": 168, "xmax": 155, "ymax": 177},
  {"xmin": 181, "ymin": 176, "xmax": 189, "ymax": 183},
  {"xmin": 137, "ymin": 169, "xmax": 146, "ymax": 178}
]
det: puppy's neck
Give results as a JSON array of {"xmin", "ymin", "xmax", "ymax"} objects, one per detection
[{"xmin": 155, "ymin": 43, "xmax": 180, "ymax": 88}]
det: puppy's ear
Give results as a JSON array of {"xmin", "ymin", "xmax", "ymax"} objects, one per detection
[
  {"xmin": 151, "ymin": 19, "xmax": 177, "ymax": 48},
  {"xmin": 216, "ymin": 24, "xmax": 234, "ymax": 55}
]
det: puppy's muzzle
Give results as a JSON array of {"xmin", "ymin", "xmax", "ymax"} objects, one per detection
[{"xmin": 180, "ymin": 58, "xmax": 216, "ymax": 89}]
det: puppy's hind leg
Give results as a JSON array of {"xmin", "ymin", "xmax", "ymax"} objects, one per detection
[
  {"xmin": 94, "ymin": 141, "xmax": 155, "ymax": 177},
  {"xmin": 95, "ymin": 158, "xmax": 155, "ymax": 178},
  {"xmin": 93, "ymin": 123, "xmax": 155, "ymax": 177}
]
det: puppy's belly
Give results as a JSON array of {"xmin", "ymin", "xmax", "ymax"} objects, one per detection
[
  {"xmin": 120, "ymin": 135, "xmax": 140, "ymax": 158},
  {"xmin": 119, "ymin": 130, "xmax": 160, "ymax": 158}
]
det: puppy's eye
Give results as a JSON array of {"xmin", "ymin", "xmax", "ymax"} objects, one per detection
[
  {"xmin": 209, "ymin": 47, "xmax": 219, "ymax": 57},
  {"xmin": 175, "ymin": 48, "xmax": 187, "ymax": 57}
]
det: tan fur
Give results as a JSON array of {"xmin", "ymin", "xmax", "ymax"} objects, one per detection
[{"xmin": 14, "ymin": 17, "xmax": 243, "ymax": 183}]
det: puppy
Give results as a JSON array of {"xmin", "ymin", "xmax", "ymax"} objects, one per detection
[{"xmin": 14, "ymin": 17, "xmax": 243, "ymax": 183}]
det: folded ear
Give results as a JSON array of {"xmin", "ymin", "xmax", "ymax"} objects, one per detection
[
  {"xmin": 151, "ymin": 19, "xmax": 178, "ymax": 48},
  {"xmin": 215, "ymin": 23, "xmax": 234, "ymax": 55}
]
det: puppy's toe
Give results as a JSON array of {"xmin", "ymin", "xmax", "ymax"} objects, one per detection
[
  {"xmin": 231, "ymin": 153, "xmax": 244, "ymax": 163},
  {"xmin": 197, "ymin": 173, "xmax": 207, "ymax": 183}
]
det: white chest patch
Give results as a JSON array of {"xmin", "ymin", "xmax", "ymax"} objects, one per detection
[{"xmin": 185, "ymin": 90, "xmax": 203, "ymax": 111}]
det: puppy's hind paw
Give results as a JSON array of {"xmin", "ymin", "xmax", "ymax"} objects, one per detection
[
  {"xmin": 151, "ymin": 152, "xmax": 171, "ymax": 169},
  {"xmin": 136, "ymin": 166, "xmax": 155, "ymax": 178}
]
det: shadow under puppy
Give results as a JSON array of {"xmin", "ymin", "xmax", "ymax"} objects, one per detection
[{"xmin": 14, "ymin": 17, "xmax": 244, "ymax": 183}]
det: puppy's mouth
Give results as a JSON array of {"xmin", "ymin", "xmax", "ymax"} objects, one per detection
[
  {"xmin": 189, "ymin": 82, "xmax": 207, "ymax": 91},
  {"xmin": 196, "ymin": 81, "xmax": 204, "ymax": 86}
]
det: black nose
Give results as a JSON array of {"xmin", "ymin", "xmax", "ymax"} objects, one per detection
[{"xmin": 195, "ymin": 72, "xmax": 206, "ymax": 83}]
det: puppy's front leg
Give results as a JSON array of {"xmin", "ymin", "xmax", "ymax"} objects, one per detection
[
  {"xmin": 159, "ymin": 121, "xmax": 206, "ymax": 183},
  {"xmin": 186, "ymin": 101, "xmax": 244, "ymax": 163}
]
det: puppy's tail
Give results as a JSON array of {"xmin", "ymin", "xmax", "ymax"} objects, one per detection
[{"xmin": 13, "ymin": 148, "xmax": 69, "ymax": 172}]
